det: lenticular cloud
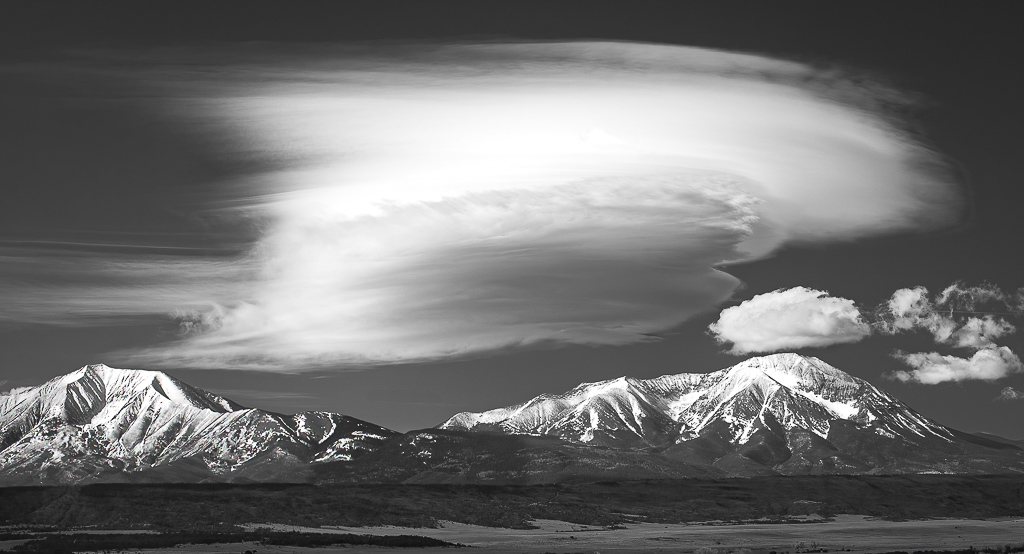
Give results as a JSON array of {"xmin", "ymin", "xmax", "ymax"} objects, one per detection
[{"xmin": 22, "ymin": 42, "xmax": 965, "ymax": 369}]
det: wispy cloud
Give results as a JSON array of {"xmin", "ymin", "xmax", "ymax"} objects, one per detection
[
  {"xmin": 997, "ymin": 386, "xmax": 1024, "ymax": 401},
  {"xmin": 877, "ymin": 286, "xmax": 1016, "ymax": 349},
  {"xmin": 937, "ymin": 282, "xmax": 1024, "ymax": 314},
  {"xmin": 2, "ymin": 42, "xmax": 963, "ymax": 370},
  {"xmin": 708, "ymin": 287, "xmax": 871, "ymax": 354},
  {"xmin": 0, "ymin": 385, "xmax": 34, "ymax": 398},
  {"xmin": 208, "ymin": 388, "xmax": 321, "ymax": 406},
  {"xmin": 0, "ymin": 248, "xmax": 256, "ymax": 325},
  {"xmin": 877, "ymin": 283, "xmax": 1023, "ymax": 384}
]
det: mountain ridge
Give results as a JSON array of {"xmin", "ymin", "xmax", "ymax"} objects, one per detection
[
  {"xmin": 431, "ymin": 353, "xmax": 1023, "ymax": 477},
  {"xmin": 0, "ymin": 364, "xmax": 396, "ymax": 485},
  {"xmin": 440, "ymin": 353, "xmax": 954, "ymax": 448},
  {"xmin": 2, "ymin": 354, "xmax": 1022, "ymax": 485}
]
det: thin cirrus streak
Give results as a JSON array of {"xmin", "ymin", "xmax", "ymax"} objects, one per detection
[
  {"xmin": 3, "ymin": 41, "xmax": 963, "ymax": 370},
  {"xmin": 0, "ymin": 247, "xmax": 255, "ymax": 324}
]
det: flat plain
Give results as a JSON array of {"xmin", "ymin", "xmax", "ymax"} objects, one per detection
[
  {"xmin": 23, "ymin": 516, "xmax": 1019, "ymax": 554},
  {"xmin": 3, "ymin": 476, "xmax": 1023, "ymax": 554}
]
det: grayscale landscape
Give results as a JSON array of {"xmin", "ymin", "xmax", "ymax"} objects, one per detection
[{"xmin": 2, "ymin": 2, "xmax": 1023, "ymax": 553}]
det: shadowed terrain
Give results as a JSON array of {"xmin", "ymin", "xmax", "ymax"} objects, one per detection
[{"xmin": 1, "ymin": 475, "xmax": 1022, "ymax": 531}]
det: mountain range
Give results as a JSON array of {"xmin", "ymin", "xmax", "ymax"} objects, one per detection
[
  {"xmin": 0, "ymin": 364, "xmax": 395, "ymax": 484},
  {"xmin": 1, "ymin": 354, "xmax": 1021, "ymax": 485}
]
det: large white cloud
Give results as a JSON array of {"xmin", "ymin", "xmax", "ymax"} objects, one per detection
[
  {"xmin": 708, "ymin": 287, "xmax": 871, "ymax": 355},
  {"xmin": 1, "ymin": 42, "xmax": 964, "ymax": 369},
  {"xmin": 892, "ymin": 347, "xmax": 1024, "ymax": 384}
]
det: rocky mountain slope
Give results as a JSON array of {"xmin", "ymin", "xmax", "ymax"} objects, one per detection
[
  {"xmin": 439, "ymin": 353, "xmax": 1023, "ymax": 475},
  {"xmin": 0, "ymin": 364, "xmax": 395, "ymax": 484},
  {"xmin": 2, "ymin": 355, "xmax": 1021, "ymax": 485}
]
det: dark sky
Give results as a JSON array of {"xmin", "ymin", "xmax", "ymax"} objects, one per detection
[{"xmin": 2, "ymin": 2, "xmax": 1023, "ymax": 437}]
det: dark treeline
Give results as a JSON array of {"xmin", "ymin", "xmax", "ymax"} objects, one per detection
[
  {"xmin": 1, "ymin": 475, "xmax": 1023, "ymax": 531},
  {"xmin": 880, "ymin": 546, "xmax": 1024, "ymax": 554},
  {"xmin": 0, "ymin": 530, "xmax": 459, "ymax": 553}
]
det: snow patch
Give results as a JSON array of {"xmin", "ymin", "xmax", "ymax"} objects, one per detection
[{"xmin": 435, "ymin": 353, "xmax": 960, "ymax": 449}]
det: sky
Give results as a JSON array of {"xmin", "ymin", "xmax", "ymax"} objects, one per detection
[{"xmin": 2, "ymin": 2, "xmax": 1023, "ymax": 438}]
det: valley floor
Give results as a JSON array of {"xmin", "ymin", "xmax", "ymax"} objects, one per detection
[{"xmin": 13, "ymin": 515, "xmax": 1020, "ymax": 554}]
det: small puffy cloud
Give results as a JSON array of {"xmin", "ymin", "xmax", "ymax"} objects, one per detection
[
  {"xmin": 997, "ymin": 386, "xmax": 1024, "ymax": 401},
  {"xmin": 891, "ymin": 347, "xmax": 1024, "ymax": 384},
  {"xmin": 878, "ymin": 283, "xmax": 1023, "ymax": 384},
  {"xmin": 877, "ymin": 284, "xmax": 1017, "ymax": 348},
  {"xmin": 709, "ymin": 287, "xmax": 871, "ymax": 355},
  {"xmin": 951, "ymin": 316, "xmax": 1015, "ymax": 349},
  {"xmin": 879, "ymin": 286, "xmax": 957, "ymax": 342},
  {"xmin": 884, "ymin": 286, "xmax": 933, "ymax": 332}
]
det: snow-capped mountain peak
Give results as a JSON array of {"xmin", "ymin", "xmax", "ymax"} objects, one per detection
[
  {"xmin": 1, "ymin": 364, "xmax": 243, "ymax": 433},
  {"xmin": 0, "ymin": 364, "xmax": 396, "ymax": 484},
  {"xmin": 440, "ymin": 353, "xmax": 954, "ymax": 448},
  {"xmin": 2, "ymin": 357, "xmax": 1019, "ymax": 484}
]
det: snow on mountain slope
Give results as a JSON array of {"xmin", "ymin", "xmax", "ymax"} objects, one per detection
[
  {"xmin": 4, "ymin": 356, "xmax": 1019, "ymax": 484},
  {"xmin": 440, "ymin": 353, "xmax": 955, "ymax": 449},
  {"xmin": 291, "ymin": 411, "xmax": 396, "ymax": 462},
  {"xmin": 0, "ymin": 364, "xmax": 395, "ymax": 484}
]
